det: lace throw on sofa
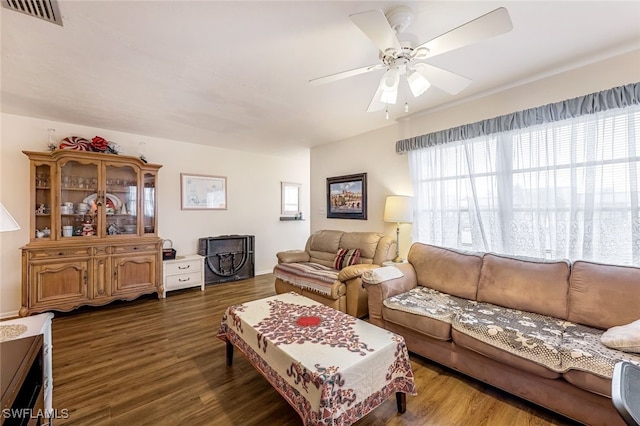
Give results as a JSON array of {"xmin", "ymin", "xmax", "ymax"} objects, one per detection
[
  {"xmin": 383, "ymin": 287, "xmax": 467, "ymax": 323},
  {"xmin": 384, "ymin": 289, "xmax": 640, "ymax": 377},
  {"xmin": 561, "ymin": 323, "xmax": 640, "ymax": 378},
  {"xmin": 452, "ymin": 301, "xmax": 565, "ymax": 372},
  {"xmin": 273, "ymin": 262, "xmax": 338, "ymax": 296}
]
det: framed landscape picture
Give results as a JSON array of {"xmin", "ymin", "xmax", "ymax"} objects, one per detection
[
  {"xmin": 326, "ymin": 173, "xmax": 367, "ymax": 219},
  {"xmin": 181, "ymin": 173, "xmax": 227, "ymax": 210}
]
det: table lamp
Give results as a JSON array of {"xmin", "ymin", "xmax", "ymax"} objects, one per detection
[
  {"xmin": 383, "ymin": 195, "xmax": 413, "ymax": 262},
  {"xmin": 0, "ymin": 202, "xmax": 20, "ymax": 232}
]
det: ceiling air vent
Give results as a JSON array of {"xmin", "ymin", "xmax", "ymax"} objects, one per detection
[{"xmin": 2, "ymin": 0, "xmax": 62, "ymax": 26}]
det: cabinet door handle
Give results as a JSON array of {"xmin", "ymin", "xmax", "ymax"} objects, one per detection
[
  {"xmin": 84, "ymin": 272, "xmax": 88, "ymax": 286},
  {"xmin": 178, "ymin": 277, "xmax": 191, "ymax": 282},
  {"xmin": 178, "ymin": 265, "xmax": 190, "ymax": 270}
]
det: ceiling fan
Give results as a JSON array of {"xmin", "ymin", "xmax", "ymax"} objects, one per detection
[{"xmin": 310, "ymin": 6, "xmax": 513, "ymax": 114}]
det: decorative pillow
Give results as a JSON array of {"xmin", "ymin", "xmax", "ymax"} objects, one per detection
[
  {"xmin": 600, "ymin": 319, "xmax": 640, "ymax": 353},
  {"xmin": 333, "ymin": 248, "xmax": 360, "ymax": 270}
]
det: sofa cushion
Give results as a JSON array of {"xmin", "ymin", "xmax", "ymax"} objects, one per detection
[
  {"xmin": 559, "ymin": 322, "xmax": 640, "ymax": 379},
  {"xmin": 307, "ymin": 230, "xmax": 344, "ymax": 266},
  {"xmin": 407, "ymin": 243, "xmax": 483, "ymax": 300},
  {"xmin": 273, "ymin": 262, "xmax": 339, "ymax": 297},
  {"xmin": 451, "ymin": 301, "xmax": 564, "ymax": 373},
  {"xmin": 382, "ymin": 286, "xmax": 468, "ymax": 340},
  {"xmin": 340, "ymin": 232, "xmax": 383, "ymax": 262},
  {"xmin": 568, "ymin": 260, "xmax": 640, "ymax": 330},
  {"xmin": 451, "ymin": 330, "xmax": 561, "ymax": 379},
  {"xmin": 383, "ymin": 307, "xmax": 453, "ymax": 341},
  {"xmin": 333, "ymin": 248, "xmax": 360, "ymax": 270},
  {"xmin": 477, "ymin": 253, "xmax": 570, "ymax": 319},
  {"xmin": 383, "ymin": 286, "xmax": 468, "ymax": 323},
  {"xmin": 561, "ymin": 369, "xmax": 613, "ymax": 398},
  {"xmin": 600, "ymin": 319, "xmax": 640, "ymax": 353}
]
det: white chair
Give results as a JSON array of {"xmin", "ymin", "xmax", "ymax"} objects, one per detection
[{"xmin": 612, "ymin": 361, "xmax": 640, "ymax": 426}]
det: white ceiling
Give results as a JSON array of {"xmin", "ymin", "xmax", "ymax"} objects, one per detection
[{"xmin": 2, "ymin": 1, "xmax": 639, "ymax": 155}]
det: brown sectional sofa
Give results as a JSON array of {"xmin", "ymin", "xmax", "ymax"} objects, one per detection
[
  {"xmin": 274, "ymin": 229, "xmax": 396, "ymax": 317},
  {"xmin": 363, "ymin": 242, "xmax": 640, "ymax": 425}
]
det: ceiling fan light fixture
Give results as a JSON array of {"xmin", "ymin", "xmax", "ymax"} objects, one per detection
[
  {"xmin": 379, "ymin": 67, "xmax": 400, "ymax": 104},
  {"xmin": 407, "ymin": 69, "xmax": 431, "ymax": 97}
]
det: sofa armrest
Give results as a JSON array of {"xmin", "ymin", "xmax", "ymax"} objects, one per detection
[
  {"xmin": 337, "ymin": 264, "xmax": 379, "ymax": 282},
  {"xmin": 276, "ymin": 250, "xmax": 310, "ymax": 264},
  {"xmin": 363, "ymin": 263, "xmax": 417, "ymax": 325}
]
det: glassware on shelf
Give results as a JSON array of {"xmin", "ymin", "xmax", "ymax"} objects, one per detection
[{"xmin": 36, "ymin": 172, "xmax": 48, "ymax": 188}]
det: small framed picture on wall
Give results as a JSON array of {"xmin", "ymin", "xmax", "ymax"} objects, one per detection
[{"xmin": 181, "ymin": 173, "xmax": 227, "ymax": 210}]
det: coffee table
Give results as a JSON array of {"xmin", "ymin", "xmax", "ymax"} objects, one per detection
[{"xmin": 217, "ymin": 292, "xmax": 416, "ymax": 425}]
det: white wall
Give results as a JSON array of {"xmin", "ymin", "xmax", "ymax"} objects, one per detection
[
  {"xmin": 311, "ymin": 49, "xmax": 640, "ymax": 260},
  {"xmin": 0, "ymin": 114, "xmax": 310, "ymax": 317}
]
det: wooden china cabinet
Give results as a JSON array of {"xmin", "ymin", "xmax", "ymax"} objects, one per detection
[{"xmin": 20, "ymin": 150, "xmax": 163, "ymax": 317}]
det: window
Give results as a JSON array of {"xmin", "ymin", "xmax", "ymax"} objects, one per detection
[{"xmin": 409, "ymin": 104, "xmax": 640, "ymax": 266}]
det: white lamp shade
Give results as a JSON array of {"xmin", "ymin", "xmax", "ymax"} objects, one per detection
[
  {"xmin": 383, "ymin": 195, "xmax": 413, "ymax": 224},
  {"xmin": 407, "ymin": 68, "xmax": 431, "ymax": 97},
  {"xmin": 378, "ymin": 68, "xmax": 400, "ymax": 104},
  {"xmin": 0, "ymin": 202, "xmax": 20, "ymax": 232}
]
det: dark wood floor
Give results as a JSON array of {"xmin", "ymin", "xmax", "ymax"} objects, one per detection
[{"xmin": 49, "ymin": 274, "xmax": 579, "ymax": 425}]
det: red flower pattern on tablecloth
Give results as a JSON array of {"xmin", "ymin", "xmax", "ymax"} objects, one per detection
[
  {"xmin": 216, "ymin": 304, "xmax": 247, "ymax": 340},
  {"xmin": 253, "ymin": 299, "xmax": 373, "ymax": 356},
  {"xmin": 386, "ymin": 335, "xmax": 415, "ymax": 382}
]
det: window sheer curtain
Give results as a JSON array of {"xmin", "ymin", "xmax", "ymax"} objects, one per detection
[{"xmin": 409, "ymin": 103, "xmax": 640, "ymax": 266}]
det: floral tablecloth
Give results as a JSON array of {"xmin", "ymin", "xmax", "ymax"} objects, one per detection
[{"xmin": 217, "ymin": 292, "xmax": 416, "ymax": 425}]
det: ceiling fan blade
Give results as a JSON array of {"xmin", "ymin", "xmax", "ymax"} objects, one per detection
[
  {"xmin": 417, "ymin": 7, "xmax": 512, "ymax": 58},
  {"xmin": 366, "ymin": 85, "xmax": 387, "ymax": 112},
  {"xmin": 413, "ymin": 63, "xmax": 471, "ymax": 95},
  {"xmin": 309, "ymin": 64, "xmax": 385, "ymax": 86},
  {"xmin": 350, "ymin": 9, "xmax": 402, "ymax": 54}
]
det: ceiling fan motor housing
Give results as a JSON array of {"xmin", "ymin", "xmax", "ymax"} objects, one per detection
[{"xmin": 385, "ymin": 6, "xmax": 413, "ymax": 33}]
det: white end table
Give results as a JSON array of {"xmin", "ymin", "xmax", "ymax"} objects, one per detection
[{"xmin": 162, "ymin": 254, "xmax": 205, "ymax": 298}]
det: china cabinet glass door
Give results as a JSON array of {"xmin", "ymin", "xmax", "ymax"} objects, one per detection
[
  {"xmin": 143, "ymin": 172, "xmax": 156, "ymax": 235},
  {"xmin": 34, "ymin": 164, "xmax": 53, "ymax": 240},
  {"xmin": 59, "ymin": 160, "xmax": 99, "ymax": 239},
  {"xmin": 105, "ymin": 164, "xmax": 139, "ymax": 236}
]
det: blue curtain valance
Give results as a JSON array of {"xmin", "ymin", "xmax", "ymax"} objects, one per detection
[{"xmin": 395, "ymin": 82, "xmax": 640, "ymax": 154}]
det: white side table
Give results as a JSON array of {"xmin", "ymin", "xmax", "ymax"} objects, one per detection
[
  {"xmin": 162, "ymin": 254, "xmax": 205, "ymax": 298},
  {"xmin": 0, "ymin": 312, "xmax": 54, "ymax": 414}
]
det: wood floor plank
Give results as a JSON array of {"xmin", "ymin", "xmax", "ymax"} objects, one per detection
[{"xmin": 49, "ymin": 274, "xmax": 579, "ymax": 425}]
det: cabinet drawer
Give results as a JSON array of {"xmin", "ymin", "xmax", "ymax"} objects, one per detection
[
  {"xmin": 29, "ymin": 247, "xmax": 92, "ymax": 259},
  {"xmin": 112, "ymin": 244, "xmax": 158, "ymax": 254},
  {"xmin": 165, "ymin": 272, "xmax": 202, "ymax": 290},
  {"xmin": 164, "ymin": 259, "xmax": 202, "ymax": 275}
]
